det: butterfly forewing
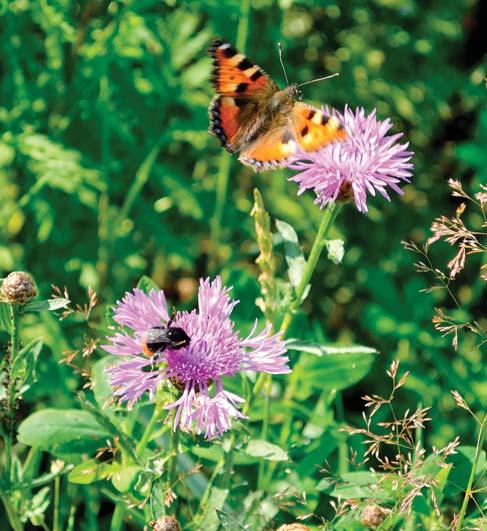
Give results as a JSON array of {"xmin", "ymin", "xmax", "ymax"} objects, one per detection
[{"xmin": 208, "ymin": 39, "xmax": 347, "ymax": 171}]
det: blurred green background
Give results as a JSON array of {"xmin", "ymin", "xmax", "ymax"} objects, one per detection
[{"xmin": 0, "ymin": 0, "xmax": 486, "ymax": 520}]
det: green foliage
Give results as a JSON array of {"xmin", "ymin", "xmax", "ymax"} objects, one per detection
[{"xmin": 0, "ymin": 0, "xmax": 486, "ymax": 529}]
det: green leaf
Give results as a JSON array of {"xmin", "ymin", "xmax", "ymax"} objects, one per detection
[
  {"xmin": 325, "ymin": 239, "xmax": 345, "ymax": 264},
  {"xmin": 0, "ymin": 302, "xmax": 11, "ymax": 333},
  {"xmin": 22, "ymin": 298, "xmax": 70, "ymax": 313},
  {"xmin": 68, "ymin": 459, "xmax": 112, "ymax": 484},
  {"xmin": 243, "ymin": 439, "xmax": 288, "ymax": 462},
  {"xmin": 328, "ymin": 471, "xmax": 383, "ymax": 499},
  {"xmin": 198, "ymin": 487, "xmax": 228, "ymax": 531},
  {"xmin": 150, "ymin": 479, "xmax": 167, "ymax": 520},
  {"xmin": 136, "ymin": 275, "xmax": 160, "ymax": 293},
  {"xmin": 445, "ymin": 445, "xmax": 487, "ymax": 496},
  {"xmin": 288, "ymin": 340, "xmax": 377, "ymax": 391},
  {"xmin": 17, "ymin": 409, "xmax": 110, "ymax": 460},
  {"xmin": 111, "ymin": 464, "xmax": 141, "ymax": 493},
  {"xmin": 191, "ymin": 446, "xmax": 259, "ymax": 466},
  {"xmin": 11, "ymin": 339, "xmax": 43, "ymax": 394},
  {"xmin": 287, "ymin": 339, "xmax": 377, "ymax": 357},
  {"xmin": 275, "ymin": 219, "xmax": 306, "ymax": 290},
  {"xmin": 216, "ymin": 509, "xmax": 245, "ymax": 530},
  {"xmin": 91, "ymin": 357, "xmax": 116, "ymax": 414}
]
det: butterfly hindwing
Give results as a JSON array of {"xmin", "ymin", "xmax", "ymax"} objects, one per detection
[
  {"xmin": 239, "ymin": 127, "xmax": 298, "ymax": 171},
  {"xmin": 208, "ymin": 95, "xmax": 259, "ymax": 153},
  {"xmin": 209, "ymin": 39, "xmax": 277, "ymax": 97},
  {"xmin": 291, "ymin": 103, "xmax": 347, "ymax": 152}
]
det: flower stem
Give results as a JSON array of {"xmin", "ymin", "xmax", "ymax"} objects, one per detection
[
  {"xmin": 0, "ymin": 493, "xmax": 23, "ymax": 531},
  {"xmin": 167, "ymin": 427, "xmax": 180, "ymax": 488},
  {"xmin": 109, "ymin": 502, "xmax": 125, "ymax": 531},
  {"xmin": 279, "ymin": 202, "xmax": 340, "ymax": 334},
  {"xmin": 257, "ymin": 374, "xmax": 272, "ymax": 490},
  {"xmin": 53, "ymin": 476, "xmax": 60, "ymax": 531},
  {"xmin": 455, "ymin": 415, "xmax": 486, "ymax": 530},
  {"xmin": 135, "ymin": 406, "xmax": 163, "ymax": 455}
]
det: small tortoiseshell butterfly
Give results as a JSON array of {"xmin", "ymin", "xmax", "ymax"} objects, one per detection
[{"xmin": 208, "ymin": 39, "xmax": 347, "ymax": 171}]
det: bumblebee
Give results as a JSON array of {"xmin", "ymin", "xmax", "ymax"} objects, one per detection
[{"xmin": 141, "ymin": 324, "xmax": 190, "ymax": 361}]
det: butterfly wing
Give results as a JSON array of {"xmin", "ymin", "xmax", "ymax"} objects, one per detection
[
  {"xmin": 239, "ymin": 104, "xmax": 347, "ymax": 171},
  {"xmin": 209, "ymin": 39, "xmax": 278, "ymax": 97},
  {"xmin": 239, "ymin": 127, "xmax": 297, "ymax": 171},
  {"xmin": 208, "ymin": 40, "xmax": 278, "ymax": 152},
  {"xmin": 291, "ymin": 102, "xmax": 347, "ymax": 152}
]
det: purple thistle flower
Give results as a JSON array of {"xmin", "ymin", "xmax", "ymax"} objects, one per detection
[
  {"xmin": 288, "ymin": 106, "xmax": 414, "ymax": 213},
  {"xmin": 102, "ymin": 277, "xmax": 290, "ymax": 439}
]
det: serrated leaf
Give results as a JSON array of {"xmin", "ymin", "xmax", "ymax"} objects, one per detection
[
  {"xmin": 136, "ymin": 275, "xmax": 160, "ymax": 293},
  {"xmin": 17, "ymin": 409, "xmax": 110, "ymax": 460},
  {"xmin": 275, "ymin": 219, "xmax": 306, "ymax": 290},
  {"xmin": 326, "ymin": 239, "xmax": 345, "ymax": 264},
  {"xmin": 244, "ymin": 439, "xmax": 288, "ymax": 462},
  {"xmin": 22, "ymin": 298, "xmax": 70, "ymax": 313}
]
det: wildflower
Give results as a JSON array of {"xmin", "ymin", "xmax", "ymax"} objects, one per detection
[
  {"xmin": 288, "ymin": 106, "xmax": 413, "ymax": 213},
  {"xmin": 1, "ymin": 271, "xmax": 36, "ymax": 304},
  {"xmin": 102, "ymin": 277, "xmax": 289, "ymax": 438}
]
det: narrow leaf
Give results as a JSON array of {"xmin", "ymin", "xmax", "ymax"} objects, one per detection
[
  {"xmin": 275, "ymin": 219, "xmax": 306, "ymax": 290},
  {"xmin": 22, "ymin": 298, "xmax": 70, "ymax": 313},
  {"xmin": 244, "ymin": 439, "xmax": 288, "ymax": 462}
]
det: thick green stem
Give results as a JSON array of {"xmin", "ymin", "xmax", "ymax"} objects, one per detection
[
  {"xmin": 0, "ymin": 493, "xmax": 23, "ymax": 531},
  {"xmin": 455, "ymin": 415, "xmax": 486, "ymax": 530},
  {"xmin": 257, "ymin": 374, "xmax": 272, "ymax": 490},
  {"xmin": 167, "ymin": 427, "xmax": 180, "ymax": 488},
  {"xmin": 53, "ymin": 476, "xmax": 60, "ymax": 531},
  {"xmin": 135, "ymin": 406, "xmax": 163, "ymax": 455},
  {"xmin": 109, "ymin": 502, "xmax": 125, "ymax": 531},
  {"xmin": 279, "ymin": 202, "xmax": 340, "ymax": 334}
]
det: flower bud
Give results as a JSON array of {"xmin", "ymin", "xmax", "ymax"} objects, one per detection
[
  {"xmin": 361, "ymin": 504, "xmax": 389, "ymax": 528},
  {"xmin": 276, "ymin": 524, "xmax": 309, "ymax": 531},
  {"xmin": 1, "ymin": 271, "xmax": 36, "ymax": 304},
  {"xmin": 150, "ymin": 516, "xmax": 182, "ymax": 531}
]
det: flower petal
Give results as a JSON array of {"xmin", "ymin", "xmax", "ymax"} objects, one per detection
[
  {"xmin": 240, "ymin": 322, "xmax": 291, "ymax": 374},
  {"xmin": 113, "ymin": 289, "xmax": 169, "ymax": 332}
]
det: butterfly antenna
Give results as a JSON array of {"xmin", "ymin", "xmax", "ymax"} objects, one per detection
[
  {"xmin": 277, "ymin": 42, "xmax": 290, "ymax": 86},
  {"xmin": 297, "ymin": 72, "xmax": 339, "ymax": 88}
]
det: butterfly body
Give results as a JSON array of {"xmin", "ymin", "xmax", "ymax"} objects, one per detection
[{"xmin": 208, "ymin": 40, "xmax": 346, "ymax": 171}]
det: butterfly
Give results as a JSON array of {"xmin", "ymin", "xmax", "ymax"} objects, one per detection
[{"xmin": 208, "ymin": 39, "xmax": 347, "ymax": 171}]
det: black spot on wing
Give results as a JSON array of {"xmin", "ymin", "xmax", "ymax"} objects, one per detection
[
  {"xmin": 250, "ymin": 70, "xmax": 263, "ymax": 82},
  {"xmin": 222, "ymin": 45, "xmax": 237, "ymax": 58},
  {"xmin": 236, "ymin": 82, "xmax": 248, "ymax": 93},
  {"xmin": 237, "ymin": 58, "xmax": 253, "ymax": 70},
  {"xmin": 301, "ymin": 126, "xmax": 309, "ymax": 137},
  {"xmin": 321, "ymin": 115, "xmax": 329, "ymax": 126},
  {"xmin": 307, "ymin": 110, "xmax": 316, "ymax": 120}
]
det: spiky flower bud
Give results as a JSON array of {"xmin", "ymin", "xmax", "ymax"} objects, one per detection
[
  {"xmin": 150, "ymin": 516, "xmax": 182, "ymax": 531},
  {"xmin": 276, "ymin": 524, "xmax": 309, "ymax": 531},
  {"xmin": 1, "ymin": 271, "xmax": 36, "ymax": 304},
  {"xmin": 361, "ymin": 504, "xmax": 389, "ymax": 528}
]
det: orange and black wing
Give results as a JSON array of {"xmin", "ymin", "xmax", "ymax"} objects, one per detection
[
  {"xmin": 239, "ymin": 127, "xmax": 298, "ymax": 171},
  {"xmin": 291, "ymin": 103, "xmax": 347, "ymax": 152},
  {"xmin": 209, "ymin": 39, "xmax": 278, "ymax": 97},
  {"xmin": 208, "ymin": 40, "xmax": 277, "ymax": 152}
]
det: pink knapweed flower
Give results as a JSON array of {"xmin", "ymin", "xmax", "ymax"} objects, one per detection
[
  {"xmin": 102, "ymin": 277, "xmax": 289, "ymax": 438},
  {"xmin": 288, "ymin": 106, "xmax": 413, "ymax": 213}
]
